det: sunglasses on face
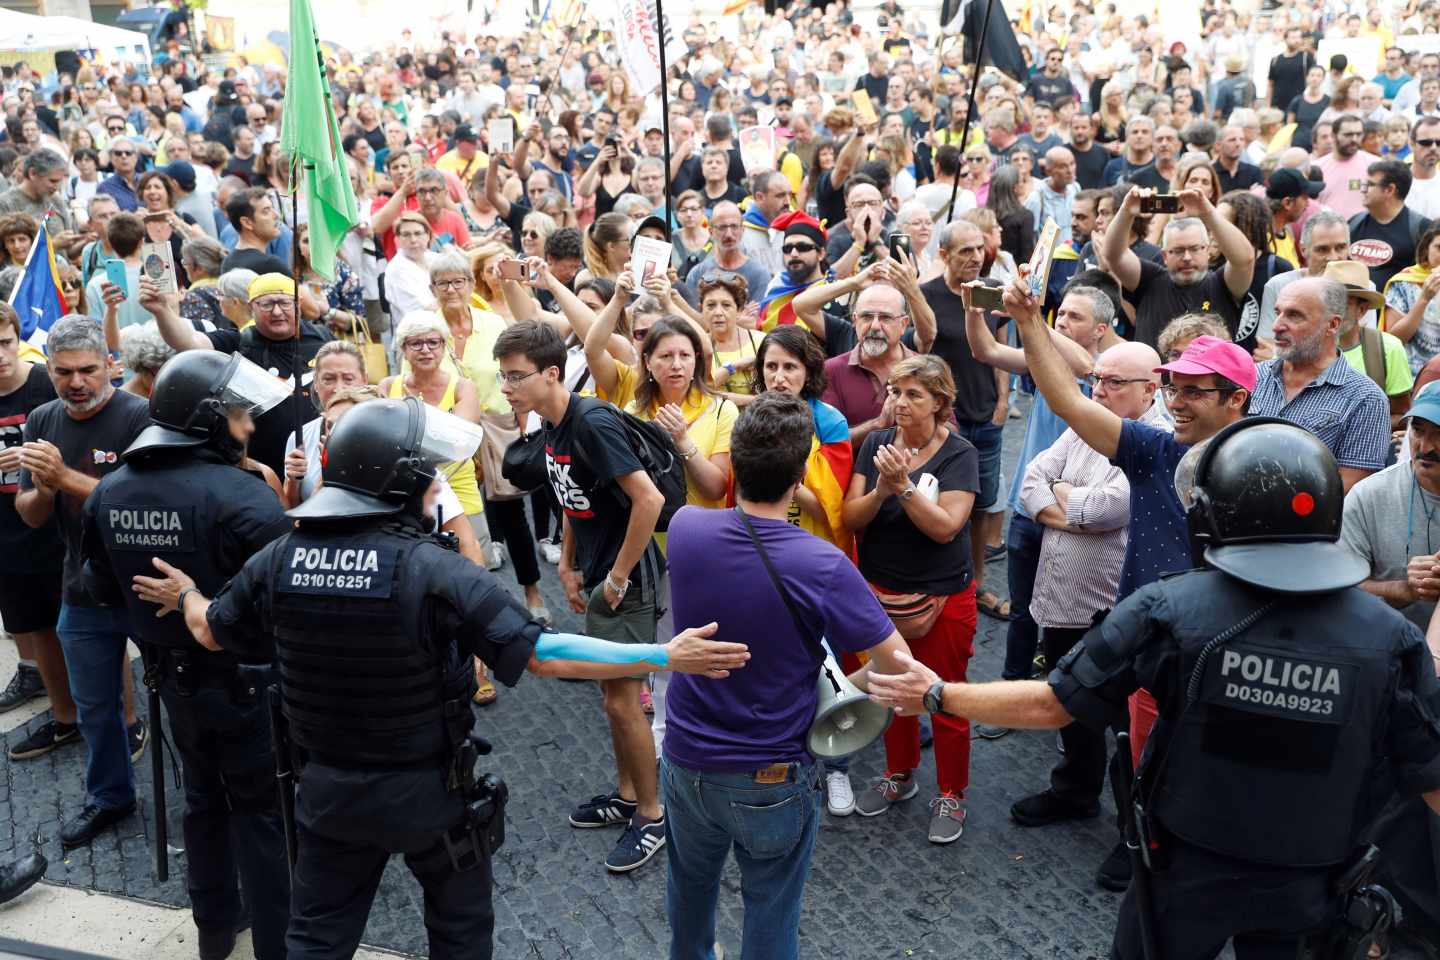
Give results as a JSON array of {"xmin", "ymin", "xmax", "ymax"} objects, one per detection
[
  {"xmin": 1417, "ymin": 138, "xmax": 1440, "ymax": 148},
  {"xmin": 782, "ymin": 242, "xmax": 817, "ymax": 254}
]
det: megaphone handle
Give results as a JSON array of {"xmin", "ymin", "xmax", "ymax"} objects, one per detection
[{"xmin": 821, "ymin": 662, "xmax": 842, "ymax": 694}]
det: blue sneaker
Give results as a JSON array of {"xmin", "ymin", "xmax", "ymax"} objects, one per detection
[
  {"xmin": 568, "ymin": 793, "xmax": 637, "ymax": 829},
  {"xmin": 604, "ymin": 818, "xmax": 666, "ymax": 873}
]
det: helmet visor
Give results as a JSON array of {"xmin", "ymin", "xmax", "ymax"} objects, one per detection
[
  {"xmin": 220, "ymin": 354, "xmax": 293, "ymax": 418},
  {"xmin": 1172, "ymin": 436, "xmax": 1214, "ymax": 510},
  {"xmin": 416, "ymin": 403, "xmax": 484, "ymax": 464}
]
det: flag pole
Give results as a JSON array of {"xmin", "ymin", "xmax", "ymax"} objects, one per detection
[
  {"xmin": 947, "ymin": 0, "xmax": 997, "ymax": 224},
  {"xmin": 292, "ymin": 154, "xmax": 304, "ymax": 452},
  {"xmin": 654, "ymin": 0, "xmax": 673, "ymax": 227}
]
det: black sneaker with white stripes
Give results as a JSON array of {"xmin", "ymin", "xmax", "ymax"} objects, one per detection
[
  {"xmin": 604, "ymin": 818, "xmax": 665, "ymax": 873},
  {"xmin": 568, "ymin": 792, "xmax": 637, "ymax": 828}
]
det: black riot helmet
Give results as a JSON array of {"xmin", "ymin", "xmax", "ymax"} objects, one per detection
[
  {"xmin": 1183, "ymin": 417, "xmax": 1367, "ymax": 594},
  {"xmin": 288, "ymin": 397, "xmax": 484, "ymax": 521},
  {"xmin": 125, "ymin": 349, "xmax": 290, "ymax": 463}
]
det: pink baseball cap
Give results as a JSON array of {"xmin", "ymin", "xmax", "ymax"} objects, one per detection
[{"xmin": 1155, "ymin": 335, "xmax": 1257, "ymax": 394}]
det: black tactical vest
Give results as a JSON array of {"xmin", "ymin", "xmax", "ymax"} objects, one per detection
[
  {"xmin": 267, "ymin": 525, "xmax": 451, "ymax": 767},
  {"xmin": 1145, "ymin": 572, "xmax": 1400, "ymax": 867},
  {"xmin": 87, "ymin": 452, "xmax": 287, "ymax": 651}
]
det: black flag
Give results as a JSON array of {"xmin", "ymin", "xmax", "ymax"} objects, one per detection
[{"xmin": 941, "ymin": 0, "xmax": 1029, "ymax": 84}]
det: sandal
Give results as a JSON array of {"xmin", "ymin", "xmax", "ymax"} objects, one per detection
[
  {"xmin": 472, "ymin": 676, "xmax": 498, "ymax": 706},
  {"xmin": 977, "ymin": 590, "xmax": 1015, "ymax": 621}
]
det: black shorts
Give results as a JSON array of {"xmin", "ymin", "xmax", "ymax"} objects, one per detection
[{"xmin": 0, "ymin": 571, "xmax": 62, "ymax": 635}]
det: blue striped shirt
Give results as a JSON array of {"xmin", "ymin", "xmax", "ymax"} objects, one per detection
[{"xmin": 1250, "ymin": 355, "xmax": 1391, "ymax": 471}]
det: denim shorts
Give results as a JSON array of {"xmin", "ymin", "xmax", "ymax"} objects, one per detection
[{"xmin": 958, "ymin": 421, "xmax": 1004, "ymax": 510}]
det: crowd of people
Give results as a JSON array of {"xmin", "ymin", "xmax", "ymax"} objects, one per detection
[{"xmin": 1, "ymin": 0, "xmax": 1439, "ymax": 956}]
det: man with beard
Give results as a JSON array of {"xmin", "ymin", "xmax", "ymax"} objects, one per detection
[
  {"xmin": 14, "ymin": 316, "xmax": 150, "ymax": 850},
  {"xmin": 1103, "ymin": 186, "xmax": 1254, "ymax": 349},
  {"xmin": 1316, "ymin": 115, "xmax": 1381, "ymax": 218},
  {"xmin": 756, "ymin": 212, "xmax": 829, "ymax": 333},
  {"xmin": 517, "ymin": 122, "xmax": 574, "ymax": 202},
  {"xmin": 1253, "ymin": 278, "xmax": 1390, "ymax": 491},
  {"xmin": 1405, "ymin": 116, "xmax": 1440, "ymax": 221},
  {"xmin": 144, "ymin": 273, "xmax": 333, "ymax": 475},
  {"xmin": 820, "ymin": 281, "xmax": 927, "ymax": 450},
  {"xmin": 1260, "ymin": 211, "xmax": 1352, "ymax": 343}
]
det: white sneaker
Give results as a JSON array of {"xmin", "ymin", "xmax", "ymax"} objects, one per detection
[
  {"xmin": 538, "ymin": 538, "xmax": 562, "ymax": 565},
  {"xmin": 486, "ymin": 543, "xmax": 505, "ymax": 571},
  {"xmin": 825, "ymin": 770, "xmax": 855, "ymax": 816}
]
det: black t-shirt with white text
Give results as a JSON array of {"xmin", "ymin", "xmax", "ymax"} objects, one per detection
[
  {"xmin": 1350, "ymin": 209, "xmax": 1430, "ymax": 292},
  {"xmin": 0, "ymin": 364, "xmax": 62, "ymax": 573},
  {"xmin": 20, "ymin": 390, "xmax": 149, "ymax": 605},
  {"xmin": 544, "ymin": 393, "xmax": 663, "ymax": 591}
]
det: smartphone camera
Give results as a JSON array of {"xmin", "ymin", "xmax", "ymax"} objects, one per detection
[
  {"xmin": 1140, "ymin": 194, "xmax": 1181, "ymax": 214},
  {"xmin": 887, "ymin": 232, "xmax": 913, "ymax": 263}
]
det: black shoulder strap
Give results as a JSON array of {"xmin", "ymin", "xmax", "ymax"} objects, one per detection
[{"xmin": 735, "ymin": 507, "xmax": 824, "ymax": 660}]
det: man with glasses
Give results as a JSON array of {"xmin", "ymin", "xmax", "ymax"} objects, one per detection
[
  {"xmin": 1254, "ymin": 278, "xmax": 1390, "ymax": 492},
  {"xmin": 1316, "ymin": 114, "xmax": 1380, "ymax": 218},
  {"xmin": 823, "ymin": 176, "xmax": 894, "ymax": 266},
  {"xmin": 1103, "ymin": 185, "xmax": 1255, "ymax": 350},
  {"xmin": 1407, "ymin": 117, "xmax": 1440, "ymax": 220},
  {"xmin": 681, "ymin": 202, "xmax": 772, "ymax": 308},
  {"xmin": 1394, "ymin": 52, "xmax": 1440, "ymax": 115},
  {"xmin": 1004, "ymin": 272, "xmax": 1255, "ymax": 889},
  {"xmin": 142, "ymin": 273, "xmax": 334, "ymax": 475},
  {"xmin": 1350, "ymin": 159, "xmax": 1431, "ymax": 290},
  {"xmin": 97, "ymin": 138, "xmax": 142, "ymax": 212}
]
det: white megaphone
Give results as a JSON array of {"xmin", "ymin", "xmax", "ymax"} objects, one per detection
[{"xmin": 808, "ymin": 653, "xmax": 893, "ymax": 759}]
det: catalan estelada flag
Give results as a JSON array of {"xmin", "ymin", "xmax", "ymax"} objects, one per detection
[
  {"xmin": 7, "ymin": 223, "xmax": 69, "ymax": 351},
  {"xmin": 795, "ymin": 398, "xmax": 854, "ymax": 555},
  {"xmin": 757, "ymin": 272, "xmax": 818, "ymax": 333},
  {"xmin": 722, "ymin": 0, "xmax": 754, "ymax": 14}
]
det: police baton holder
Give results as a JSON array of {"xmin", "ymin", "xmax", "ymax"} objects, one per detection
[
  {"xmin": 143, "ymin": 658, "xmax": 167, "ymax": 883},
  {"xmin": 1113, "ymin": 731, "xmax": 1159, "ymax": 960},
  {"xmin": 267, "ymin": 684, "xmax": 298, "ymax": 872}
]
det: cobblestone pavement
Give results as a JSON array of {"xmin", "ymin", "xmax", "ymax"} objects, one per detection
[{"xmin": 0, "ymin": 397, "xmax": 1422, "ymax": 958}]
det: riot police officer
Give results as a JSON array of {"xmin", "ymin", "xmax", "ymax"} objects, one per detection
[
  {"xmin": 130, "ymin": 396, "xmax": 749, "ymax": 960},
  {"xmin": 867, "ymin": 418, "xmax": 1440, "ymax": 960},
  {"xmin": 80, "ymin": 350, "xmax": 294, "ymax": 960}
]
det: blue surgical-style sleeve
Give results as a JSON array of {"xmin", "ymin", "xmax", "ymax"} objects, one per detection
[{"xmin": 534, "ymin": 632, "xmax": 668, "ymax": 668}]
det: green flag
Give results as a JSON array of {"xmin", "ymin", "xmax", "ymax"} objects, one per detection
[{"xmin": 278, "ymin": 0, "xmax": 357, "ymax": 281}]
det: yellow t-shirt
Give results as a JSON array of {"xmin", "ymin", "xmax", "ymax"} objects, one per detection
[
  {"xmin": 1272, "ymin": 231, "xmax": 1299, "ymax": 271},
  {"xmin": 435, "ymin": 148, "xmax": 486, "ymax": 185},
  {"xmin": 386, "ymin": 373, "xmax": 485, "ymax": 516},
  {"xmin": 600, "ymin": 363, "xmax": 737, "ymax": 510},
  {"xmin": 711, "ymin": 328, "xmax": 762, "ymax": 398}
]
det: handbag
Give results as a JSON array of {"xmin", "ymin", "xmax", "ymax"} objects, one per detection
[
  {"xmin": 478, "ymin": 410, "xmax": 527, "ymax": 500},
  {"xmin": 343, "ymin": 312, "xmax": 389, "ymax": 383},
  {"xmin": 500, "ymin": 429, "xmax": 547, "ymax": 493},
  {"xmin": 866, "ymin": 586, "xmax": 945, "ymax": 640}
]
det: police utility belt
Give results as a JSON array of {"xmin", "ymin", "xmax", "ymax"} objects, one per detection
[{"xmin": 146, "ymin": 646, "xmax": 265, "ymax": 705}]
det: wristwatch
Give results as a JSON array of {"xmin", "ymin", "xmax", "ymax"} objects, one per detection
[
  {"xmin": 923, "ymin": 680, "xmax": 947, "ymax": 715},
  {"xmin": 898, "ymin": 482, "xmax": 916, "ymax": 501}
]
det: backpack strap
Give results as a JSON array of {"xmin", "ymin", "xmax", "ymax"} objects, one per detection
[{"xmin": 1359, "ymin": 326, "xmax": 1387, "ymax": 392}]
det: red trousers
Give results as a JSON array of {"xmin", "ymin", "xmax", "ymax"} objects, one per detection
[{"xmin": 880, "ymin": 585, "xmax": 977, "ymax": 798}]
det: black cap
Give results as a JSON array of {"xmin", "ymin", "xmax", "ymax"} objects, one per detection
[
  {"xmin": 1266, "ymin": 167, "xmax": 1324, "ymax": 200},
  {"xmin": 454, "ymin": 123, "xmax": 478, "ymax": 143}
]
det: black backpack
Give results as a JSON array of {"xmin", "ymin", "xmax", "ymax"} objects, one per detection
[{"xmin": 575, "ymin": 396, "xmax": 689, "ymax": 532}]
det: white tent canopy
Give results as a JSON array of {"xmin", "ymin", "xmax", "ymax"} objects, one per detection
[{"xmin": 0, "ymin": 9, "xmax": 152, "ymax": 64}]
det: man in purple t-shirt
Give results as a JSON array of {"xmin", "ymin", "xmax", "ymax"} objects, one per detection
[{"xmin": 661, "ymin": 393, "xmax": 911, "ymax": 960}]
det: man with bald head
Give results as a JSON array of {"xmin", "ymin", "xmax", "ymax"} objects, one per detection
[
  {"xmin": 682, "ymin": 201, "xmax": 772, "ymax": 307},
  {"xmin": 1010, "ymin": 338, "xmax": 1167, "ymax": 830},
  {"xmin": 1253, "ymin": 277, "xmax": 1391, "ymax": 491},
  {"xmin": 1024, "ymin": 147, "xmax": 1080, "ymax": 243},
  {"xmin": 821, "ymin": 282, "xmax": 921, "ymax": 449}
]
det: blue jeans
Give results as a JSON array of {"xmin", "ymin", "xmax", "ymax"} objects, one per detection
[
  {"xmin": 1002, "ymin": 514, "xmax": 1043, "ymax": 681},
  {"xmin": 57, "ymin": 602, "xmax": 135, "ymax": 811},
  {"xmin": 958, "ymin": 421, "xmax": 1004, "ymax": 509},
  {"xmin": 662, "ymin": 757, "xmax": 822, "ymax": 960}
]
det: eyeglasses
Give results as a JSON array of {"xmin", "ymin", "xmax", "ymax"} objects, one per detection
[
  {"xmin": 252, "ymin": 297, "xmax": 296, "ymax": 313},
  {"xmin": 416, "ymin": 187, "xmax": 444, "ymax": 195},
  {"xmin": 1166, "ymin": 244, "xmax": 1208, "ymax": 258},
  {"xmin": 106, "ymin": 124, "xmax": 124, "ymax": 133},
  {"xmin": 855, "ymin": 311, "xmax": 903, "ymax": 324},
  {"xmin": 1418, "ymin": 139, "xmax": 1440, "ymax": 148},
  {"xmin": 496, "ymin": 369, "xmax": 541, "ymax": 386},
  {"xmin": 433, "ymin": 278, "xmax": 469, "ymax": 290},
  {"xmin": 1087, "ymin": 374, "xmax": 1150, "ymax": 390},
  {"xmin": 522, "ymin": 229, "xmax": 541, "ymax": 238},
  {"xmin": 110, "ymin": 149, "xmax": 136, "ymax": 157},
  {"xmin": 848, "ymin": 198, "xmax": 884, "ymax": 209},
  {"xmin": 1161, "ymin": 384, "xmax": 1238, "ymax": 403},
  {"xmin": 404, "ymin": 338, "xmax": 446, "ymax": 352},
  {"xmin": 781, "ymin": 242, "xmax": 817, "ymax": 254}
]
